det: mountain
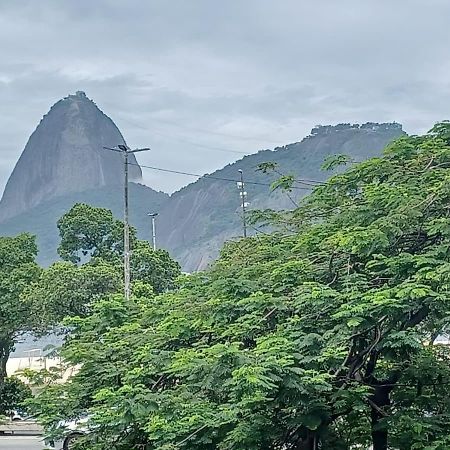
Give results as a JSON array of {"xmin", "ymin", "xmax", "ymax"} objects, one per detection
[
  {"xmin": 157, "ymin": 123, "xmax": 405, "ymax": 272},
  {"xmin": 0, "ymin": 91, "xmax": 142, "ymax": 222},
  {"xmin": 0, "ymin": 95, "xmax": 405, "ymax": 272}
]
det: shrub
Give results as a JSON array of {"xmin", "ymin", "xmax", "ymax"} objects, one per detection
[{"xmin": 0, "ymin": 377, "xmax": 32, "ymax": 415}]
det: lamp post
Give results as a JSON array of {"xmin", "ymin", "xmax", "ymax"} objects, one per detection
[
  {"xmin": 102, "ymin": 144, "xmax": 150, "ymax": 301},
  {"xmin": 148, "ymin": 212, "xmax": 158, "ymax": 251}
]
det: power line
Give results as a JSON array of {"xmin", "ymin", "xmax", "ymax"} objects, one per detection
[
  {"xmin": 114, "ymin": 115, "xmax": 328, "ymax": 181},
  {"xmin": 115, "ymin": 116, "xmax": 273, "ymax": 156},
  {"xmin": 148, "ymin": 129, "xmax": 250, "ymax": 155},
  {"xmin": 129, "ymin": 162, "xmax": 321, "ymax": 190},
  {"xmin": 117, "ymin": 114, "xmax": 283, "ymax": 145}
]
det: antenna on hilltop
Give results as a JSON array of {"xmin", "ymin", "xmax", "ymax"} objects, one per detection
[{"xmin": 237, "ymin": 169, "xmax": 249, "ymax": 238}]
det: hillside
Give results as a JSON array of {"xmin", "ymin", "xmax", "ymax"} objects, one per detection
[
  {"xmin": 0, "ymin": 183, "xmax": 168, "ymax": 266},
  {"xmin": 157, "ymin": 123, "xmax": 405, "ymax": 271}
]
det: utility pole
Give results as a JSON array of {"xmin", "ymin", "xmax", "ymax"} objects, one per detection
[
  {"xmin": 237, "ymin": 169, "xmax": 248, "ymax": 238},
  {"xmin": 147, "ymin": 212, "xmax": 158, "ymax": 250},
  {"xmin": 102, "ymin": 144, "xmax": 150, "ymax": 301}
]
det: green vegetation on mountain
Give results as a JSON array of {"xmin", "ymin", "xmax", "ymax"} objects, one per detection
[
  {"xmin": 28, "ymin": 124, "xmax": 450, "ymax": 450},
  {"xmin": 0, "ymin": 183, "xmax": 168, "ymax": 266}
]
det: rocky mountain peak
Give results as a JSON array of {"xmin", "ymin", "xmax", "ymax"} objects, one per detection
[{"xmin": 0, "ymin": 92, "xmax": 143, "ymax": 222}]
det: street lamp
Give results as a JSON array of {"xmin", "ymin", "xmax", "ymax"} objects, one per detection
[
  {"xmin": 102, "ymin": 144, "xmax": 150, "ymax": 301},
  {"xmin": 147, "ymin": 212, "xmax": 158, "ymax": 250}
]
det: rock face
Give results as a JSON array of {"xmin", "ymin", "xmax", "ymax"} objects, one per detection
[
  {"xmin": 157, "ymin": 123, "xmax": 405, "ymax": 272},
  {"xmin": 0, "ymin": 91, "xmax": 142, "ymax": 222}
]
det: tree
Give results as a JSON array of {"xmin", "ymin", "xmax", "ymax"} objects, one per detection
[
  {"xmin": 57, "ymin": 203, "xmax": 124, "ymax": 264},
  {"xmin": 57, "ymin": 203, "xmax": 181, "ymax": 293},
  {"xmin": 30, "ymin": 126, "xmax": 450, "ymax": 449},
  {"xmin": 131, "ymin": 241, "xmax": 181, "ymax": 293},
  {"xmin": 0, "ymin": 234, "xmax": 41, "ymax": 385},
  {"xmin": 24, "ymin": 203, "xmax": 180, "ymax": 337},
  {"xmin": 23, "ymin": 260, "xmax": 121, "ymax": 330}
]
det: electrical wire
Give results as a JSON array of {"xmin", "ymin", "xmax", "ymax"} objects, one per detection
[
  {"xmin": 114, "ymin": 116, "xmax": 329, "ymax": 179},
  {"xmin": 115, "ymin": 115, "xmax": 275, "ymax": 155},
  {"xmin": 118, "ymin": 114, "xmax": 283, "ymax": 145},
  {"xmin": 146, "ymin": 129, "xmax": 250, "ymax": 155},
  {"xmin": 129, "ymin": 162, "xmax": 320, "ymax": 191}
]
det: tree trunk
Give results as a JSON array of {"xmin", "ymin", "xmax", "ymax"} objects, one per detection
[
  {"xmin": 371, "ymin": 406, "xmax": 388, "ymax": 450},
  {"xmin": 370, "ymin": 385, "xmax": 391, "ymax": 450},
  {"xmin": 297, "ymin": 432, "xmax": 318, "ymax": 450},
  {"xmin": 0, "ymin": 337, "xmax": 13, "ymax": 385}
]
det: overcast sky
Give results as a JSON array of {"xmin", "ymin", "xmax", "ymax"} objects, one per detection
[{"xmin": 1, "ymin": 0, "xmax": 450, "ymax": 194}]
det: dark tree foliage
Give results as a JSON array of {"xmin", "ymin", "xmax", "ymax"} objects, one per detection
[
  {"xmin": 29, "ymin": 126, "xmax": 450, "ymax": 450},
  {"xmin": 0, "ymin": 377, "xmax": 32, "ymax": 415},
  {"xmin": 24, "ymin": 204, "xmax": 180, "ymax": 334}
]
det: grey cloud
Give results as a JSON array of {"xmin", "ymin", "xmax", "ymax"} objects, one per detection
[{"xmin": 1, "ymin": 0, "xmax": 450, "ymax": 194}]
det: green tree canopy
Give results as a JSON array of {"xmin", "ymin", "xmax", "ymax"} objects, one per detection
[
  {"xmin": 0, "ymin": 234, "xmax": 41, "ymax": 384},
  {"xmin": 57, "ymin": 203, "xmax": 181, "ymax": 293},
  {"xmin": 57, "ymin": 203, "xmax": 125, "ymax": 264},
  {"xmin": 131, "ymin": 241, "xmax": 182, "ymax": 293},
  {"xmin": 30, "ymin": 126, "xmax": 450, "ymax": 450},
  {"xmin": 24, "ymin": 260, "xmax": 121, "ymax": 330},
  {"xmin": 25, "ymin": 204, "xmax": 180, "ymax": 341}
]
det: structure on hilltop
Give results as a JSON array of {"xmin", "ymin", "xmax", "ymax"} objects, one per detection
[{"xmin": 310, "ymin": 122, "xmax": 402, "ymax": 136}]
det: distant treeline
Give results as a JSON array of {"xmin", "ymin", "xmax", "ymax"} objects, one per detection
[{"xmin": 310, "ymin": 121, "xmax": 403, "ymax": 136}]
